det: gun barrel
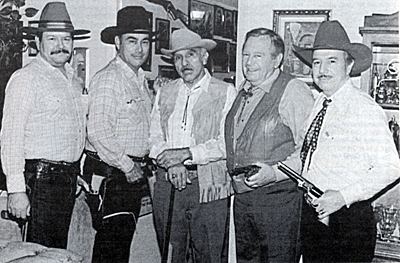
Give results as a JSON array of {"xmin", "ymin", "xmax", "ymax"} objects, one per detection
[{"xmin": 277, "ymin": 162, "xmax": 323, "ymax": 198}]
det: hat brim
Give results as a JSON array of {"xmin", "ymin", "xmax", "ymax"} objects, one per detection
[
  {"xmin": 22, "ymin": 26, "xmax": 90, "ymax": 37},
  {"xmin": 101, "ymin": 26, "xmax": 154, "ymax": 44},
  {"xmin": 161, "ymin": 39, "xmax": 217, "ymax": 56},
  {"xmin": 293, "ymin": 43, "xmax": 372, "ymax": 76}
]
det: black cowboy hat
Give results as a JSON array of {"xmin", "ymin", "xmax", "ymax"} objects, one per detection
[
  {"xmin": 293, "ymin": 20, "xmax": 372, "ymax": 76},
  {"xmin": 101, "ymin": 6, "xmax": 155, "ymax": 44},
  {"xmin": 22, "ymin": 2, "xmax": 90, "ymax": 38}
]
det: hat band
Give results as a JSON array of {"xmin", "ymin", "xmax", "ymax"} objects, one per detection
[{"xmin": 38, "ymin": 21, "xmax": 74, "ymax": 30}]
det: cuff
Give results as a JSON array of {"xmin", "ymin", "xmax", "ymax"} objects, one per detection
[
  {"xmin": 120, "ymin": 155, "xmax": 135, "ymax": 174},
  {"xmin": 339, "ymin": 184, "xmax": 363, "ymax": 208},
  {"xmin": 6, "ymin": 174, "xmax": 26, "ymax": 193},
  {"xmin": 189, "ymin": 145, "xmax": 202, "ymax": 164}
]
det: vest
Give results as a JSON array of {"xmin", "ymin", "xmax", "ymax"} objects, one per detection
[
  {"xmin": 225, "ymin": 72, "xmax": 296, "ymax": 193},
  {"xmin": 158, "ymin": 77, "xmax": 233, "ymax": 203}
]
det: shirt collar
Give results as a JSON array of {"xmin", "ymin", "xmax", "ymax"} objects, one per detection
[
  {"xmin": 243, "ymin": 68, "xmax": 280, "ymax": 93},
  {"xmin": 115, "ymin": 55, "xmax": 146, "ymax": 81},
  {"xmin": 36, "ymin": 54, "xmax": 72, "ymax": 79}
]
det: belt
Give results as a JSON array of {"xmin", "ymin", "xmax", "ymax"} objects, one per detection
[
  {"xmin": 85, "ymin": 150, "xmax": 150, "ymax": 164},
  {"xmin": 25, "ymin": 159, "xmax": 79, "ymax": 175}
]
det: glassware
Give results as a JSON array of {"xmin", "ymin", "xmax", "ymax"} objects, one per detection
[{"xmin": 378, "ymin": 205, "xmax": 399, "ymax": 241}]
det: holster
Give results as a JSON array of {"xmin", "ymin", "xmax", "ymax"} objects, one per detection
[{"xmin": 82, "ymin": 152, "xmax": 151, "ymax": 230}]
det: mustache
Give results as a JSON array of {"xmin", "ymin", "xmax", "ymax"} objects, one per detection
[
  {"xmin": 50, "ymin": 49, "xmax": 70, "ymax": 55},
  {"xmin": 317, "ymin": 74, "xmax": 332, "ymax": 79}
]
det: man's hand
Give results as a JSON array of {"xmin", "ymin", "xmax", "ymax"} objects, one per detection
[
  {"xmin": 7, "ymin": 192, "xmax": 30, "ymax": 219},
  {"xmin": 312, "ymin": 190, "xmax": 346, "ymax": 219},
  {"xmin": 156, "ymin": 148, "xmax": 192, "ymax": 169},
  {"xmin": 168, "ymin": 164, "xmax": 191, "ymax": 191},
  {"xmin": 153, "ymin": 76, "xmax": 171, "ymax": 93},
  {"xmin": 244, "ymin": 162, "xmax": 276, "ymax": 188},
  {"xmin": 125, "ymin": 162, "xmax": 144, "ymax": 183}
]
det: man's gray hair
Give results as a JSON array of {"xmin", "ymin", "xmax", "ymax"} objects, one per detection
[{"xmin": 243, "ymin": 28, "xmax": 285, "ymax": 59}]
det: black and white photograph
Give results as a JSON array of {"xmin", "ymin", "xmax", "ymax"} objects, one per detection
[
  {"xmin": 0, "ymin": 0, "xmax": 398, "ymax": 263},
  {"xmin": 155, "ymin": 18, "xmax": 170, "ymax": 54}
]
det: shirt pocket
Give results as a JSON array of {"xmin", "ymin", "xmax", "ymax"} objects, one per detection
[
  {"xmin": 44, "ymin": 95, "xmax": 68, "ymax": 121},
  {"xmin": 118, "ymin": 97, "xmax": 144, "ymax": 125}
]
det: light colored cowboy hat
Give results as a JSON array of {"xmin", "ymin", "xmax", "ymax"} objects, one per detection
[
  {"xmin": 22, "ymin": 2, "xmax": 90, "ymax": 37},
  {"xmin": 161, "ymin": 28, "xmax": 217, "ymax": 56},
  {"xmin": 101, "ymin": 6, "xmax": 154, "ymax": 44},
  {"xmin": 293, "ymin": 20, "xmax": 372, "ymax": 76}
]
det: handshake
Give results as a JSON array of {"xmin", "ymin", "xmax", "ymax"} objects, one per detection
[{"xmin": 230, "ymin": 165, "xmax": 261, "ymax": 178}]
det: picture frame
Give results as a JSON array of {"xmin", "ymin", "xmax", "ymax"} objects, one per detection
[
  {"xmin": 233, "ymin": 10, "xmax": 238, "ymax": 41},
  {"xmin": 142, "ymin": 12, "xmax": 153, "ymax": 71},
  {"xmin": 210, "ymin": 39, "xmax": 229, "ymax": 73},
  {"xmin": 155, "ymin": 18, "xmax": 170, "ymax": 55},
  {"xmin": 223, "ymin": 9, "xmax": 234, "ymax": 39},
  {"xmin": 229, "ymin": 43, "xmax": 237, "ymax": 72},
  {"xmin": 158, "ymin": 65, "xmax": 179, "ymax": 80},
  {"xmin": 273, "ymin": 10, "xmax": 331, "ymax": 82},
  {"xmin": 189, "ymin": 0, "xmax": 214, "ymax": 39},
  {"xmin": 213, "ymin": 6, "xmax": 224, "ymax": 37}
]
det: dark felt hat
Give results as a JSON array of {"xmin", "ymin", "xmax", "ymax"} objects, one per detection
[
  {"xmin": 22, "ymin": 2, "xmax": 90, "ymax": 37},
  {"xmin": 101, "ymin": 6, "xmax": 154, "ymax": 44},
  {"xmin": 293, "ymin": 20, "xmax": 372, "ymax": 76}
]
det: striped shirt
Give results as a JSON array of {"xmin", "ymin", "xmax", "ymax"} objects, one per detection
[
  {"xmin": 86, "ymin": 56, "xmax": 153, "ymax": 173},
  {"xmin": 1, "ymin": 55, "xmax": 86, "ymax": 193}
]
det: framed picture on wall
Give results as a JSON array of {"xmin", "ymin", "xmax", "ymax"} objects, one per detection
[
  {"xmin": 155, "ymin": 18, "xmax": 170, "ymax": 54},
  {"xmin": 229, "ymin": 42, "xmax": 237, "ymax": 72},
  {"xmin": 142, "ymin": 12, "xmax": 153, "ymax": 71},
  {"xmin": 189, "ymin": 0, "xmax": 214, "ymax": 39},
  {"xmin": 233, "ymin": 10, "xmax": 238, "ymax": 41},
  {"xmin": 214, "ymin": 6, "xmax": 224, "ymax": 37},
  {"xmin": 210, "ymin": 39, "xmax": 229, "ymax": 73},
  {"xmin": 223, "ymin": 9, "xmax": 234, "ymax": 40},
  {"xmin": 273, "ymin": 10, "xmax": 331, "ymax": 82}
]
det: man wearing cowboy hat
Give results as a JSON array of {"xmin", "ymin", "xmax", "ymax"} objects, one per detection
[
  {"xmin": 149, "ymin": 28, "xmax": 236, "ymax": 262},
  {"xmin": 294, "ymin": 20, "xmax": 400, "ymax": 262},
  {"xmin": 83, "ymin": 6, "xmax": 154, "ymax": 263},
  {"xmin": 224, "ymin": 28, "xmax": 314, "ymax": 262},
  {"xmin": 0, "ymin": 2, "xmax": 89, "ymax": 248}
]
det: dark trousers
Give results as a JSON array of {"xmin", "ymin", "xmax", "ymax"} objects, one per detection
[
  {"xmin": 24, "ymin": 160, "xmax": 78, "ymax": 248},
  {"xmin": 301, "ymin": 199, "xmax": 376, "ymax": 263},
  {"xmin": 234, "ymin": 180, "xmax": 302, "ymax": 263},
  {"xmin": 83, "ymin": 156, "xmax": 149, "ymax": 263},
  {"xmin": 153, "ymin": 178, "xmax": 229, "ymax": 263}
]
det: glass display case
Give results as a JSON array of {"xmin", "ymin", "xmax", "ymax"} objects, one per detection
[{"xmin": 359, "ymin": 12, "xmax": 400, "ymax": 262}]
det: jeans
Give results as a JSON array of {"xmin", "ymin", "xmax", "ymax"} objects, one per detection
[
  {"xmin": 83, "ymin": 156, "xmax": 149, "ymax": 263},
  {"xmin": 25, "ymin": 160, "xmax": 78, "ymax": 248}
]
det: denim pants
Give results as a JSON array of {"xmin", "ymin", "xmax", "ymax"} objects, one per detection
[
  {"xmin": 25, "ymin": 161, "xmax": 77, "ymax": 248},
  {"xmin": 83, "ymin": 156, "xmax": 149, "ymax": 263}
]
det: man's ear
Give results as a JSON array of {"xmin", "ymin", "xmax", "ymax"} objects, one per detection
[
  {"xmin": 274, "ymin": 53, "xmax": 284, "ymax": 69},
  {"xmin": 35, "ymin": 36, "xmax": 40, "ymax": 51},
  {"xmin": 202, "ymin": 51, "xmax": 209, "ymax": 65},
  {"xmin": 114, "ymin": 36, "xmax": 120, "ymax": 51},
  {"xmin": 346, "ymin": 60, "xmax": 355, "ymax": 75}
]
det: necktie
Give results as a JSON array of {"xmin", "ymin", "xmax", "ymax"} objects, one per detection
[{"xmin": 300, "ymin": 98, "xmax": 332, "ymax": 172}]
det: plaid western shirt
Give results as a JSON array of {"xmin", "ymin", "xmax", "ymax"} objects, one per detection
[
  {"xmin": 1, "ymin": 55, "xmax": 87, "ymax": 193},
  {"xmin": 86, "ymin": 56, "xmax": 153, "ymax": 173}
]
